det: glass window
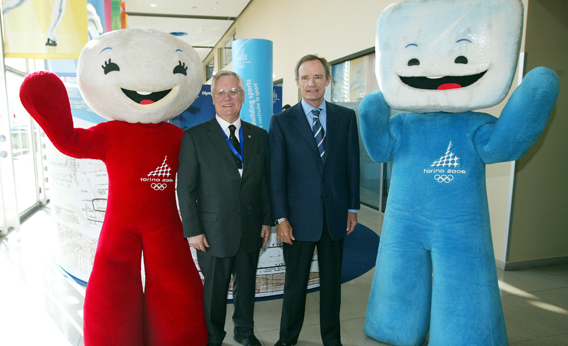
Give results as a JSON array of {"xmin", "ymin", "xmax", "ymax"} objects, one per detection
[
  {"xmin": 4, "ymin": 58, "xmax": 27, "ymax": 73},
  {"xmin": 205, "ymin": 57, "xmax": 215, "ymax": 81},
  {"xmin": 6, "ymin": 70, "xmax": 40, "ymax": 213},
  {"xmin": 331, "ymin": 53, "xmax": 390, "ymax": 212},
  {"xmin": 219, "ymin": 33, "xmax": 236, "ymax": 69}
]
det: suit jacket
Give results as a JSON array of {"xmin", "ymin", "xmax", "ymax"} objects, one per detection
[
  {"xmin": 267, "ymin": 101, "xmax": 360, "ymax": 241},
  {"xmin": 178, "ymin": 118, "xmax": 271, "ymax": 258}
]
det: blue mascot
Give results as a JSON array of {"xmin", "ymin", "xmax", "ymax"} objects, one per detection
[{"xmin": 360, "ymin": 0, "xmax": 559, "ymax": 345}]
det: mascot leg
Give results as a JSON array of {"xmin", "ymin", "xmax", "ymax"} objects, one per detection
[
  {"xmin": 142, "ymin": 224, "xmax": 208, "ymax": 346},
  {"xmin": 83, "ymin": 226, "xmax": 144, "ymax": 346},
  {"xmin": 364, "ymin": 214, "xmax": 431, "ymax": 346},
  {"xmin": 428, "ymin": 222, "xmax": 508, "ymax": 345}
]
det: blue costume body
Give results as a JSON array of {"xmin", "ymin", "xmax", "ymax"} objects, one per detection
[{"xmin": 360, "ymin": 67, "xmax": 558, "ymax": 345}]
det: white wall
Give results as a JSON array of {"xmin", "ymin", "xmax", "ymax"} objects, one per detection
[{"xmin": 507, "ymin": 0, "xmax": 568, "ymax": 265}]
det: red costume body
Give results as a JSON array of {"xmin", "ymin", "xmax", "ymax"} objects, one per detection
[{"xmin": 20, "ymin": 72, "xmax": 208, "ymax": 345}]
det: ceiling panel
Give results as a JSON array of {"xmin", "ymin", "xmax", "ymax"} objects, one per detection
[
  {"xmin": 124, "ymin": 0, "xmax": 250, "ymax": 62},
  {"xmin": 125, "ymin": 0, "xmax": 251, "ymax": 17},
  {"xmin": 193, "ymin": 48, "xmax": 213, "ymax": 61},
  {"xmin": 127, "ymin": 16, "xmax": 233, "ymax": 46}
]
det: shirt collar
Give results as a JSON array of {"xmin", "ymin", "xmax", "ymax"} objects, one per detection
[
  {"xmin": 301, "ymin": 98, "xmax": 327, "ymax": 116},
  {"xmin": 216, "ymin": 115, "xmax": 241, "ymax": 133}
]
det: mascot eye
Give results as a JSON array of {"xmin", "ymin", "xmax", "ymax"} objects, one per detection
[
  {"xmin": 102, "ymin": 59, "xmax": 120, "ymax": 74},
  {"xmin": 408, "ymin": 58, "xmax": 420, "ymax": 66},
  {"xmin": 455, "ymin": 56, "xmax": 468, "ymax": 64},
  {"xmin": 173, "ymin": 61, "xmax": 188, "ymax": 76}
]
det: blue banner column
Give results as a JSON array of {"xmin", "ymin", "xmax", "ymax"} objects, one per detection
[{"xmin": 232, "ymin": 39, "xmax": 273, "ymax": 131}]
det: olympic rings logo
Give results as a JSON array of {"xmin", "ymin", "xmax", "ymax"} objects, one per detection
[
  {"xmin": 434, "ymin": 174, "xmax": 454, "ymax": 183},
  {"xmin": 151, "ymin": 183, "xmax": 167, "ymax": 191}
]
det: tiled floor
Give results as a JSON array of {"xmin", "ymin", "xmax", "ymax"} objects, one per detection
[{"xmin": 1, "ymin": 206, "xmax": 567, "ymax": 345}]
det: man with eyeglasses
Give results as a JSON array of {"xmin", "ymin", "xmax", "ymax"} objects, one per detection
[
  {"xmin": 178, "ymin": 70, "xmax": 271, "ymax": 346},
  {"xmin": 268, "ymin": 55, "xmax": 360, "ymax": 346}
]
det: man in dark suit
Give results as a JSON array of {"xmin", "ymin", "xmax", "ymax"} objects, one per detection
[
  {"xmin": 178, "ymin": 70, "xmax": 271, "ymax": 346},
  {"xmin": 268, "ymin": 55, "xmax": 360, "ymax": 346}
]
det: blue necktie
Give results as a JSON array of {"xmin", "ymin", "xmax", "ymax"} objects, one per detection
[{"xmin": 312, "ymin": 109, "xmax": 325, "ymax": 159}]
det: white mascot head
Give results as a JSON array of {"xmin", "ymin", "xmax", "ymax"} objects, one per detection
[
  {"xmin": 377, "ymin": 0, "xmax": 523, "ymax": 113},
  {"xmin": 77, "ymin": 28, "xmax": 203, "ymax": 123}
]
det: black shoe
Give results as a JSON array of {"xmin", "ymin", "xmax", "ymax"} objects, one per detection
[
  {"xmin": 274, "ymin": 341, "xmax": 296, "ymax": 346},
  {"xmin": 45, "ymin": 38, "xmax": 57, "ymax": 46},
  {"xmin": 234, "ymin": 334, "xmax": 261, "ymax": 346}
]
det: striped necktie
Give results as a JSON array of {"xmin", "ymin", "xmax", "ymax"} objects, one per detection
[{"xmin": 312, "ymin": 108, "xmax": 325, "ymax": 159}]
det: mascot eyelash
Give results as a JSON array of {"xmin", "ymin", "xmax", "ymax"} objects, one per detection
[
  {"xmin": 173, "ymin": 61, "xmax": 188, "ymax": 75},
  {"xmin": 102, "ymin": 58, "xmax": 120, "ymax": 74}
]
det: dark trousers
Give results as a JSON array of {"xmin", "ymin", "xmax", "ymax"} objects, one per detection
[
  {"xmin": 279, "ymin": 218, "xmax": 344, "ymax": 346},
  {"xmin": 197, "ymin": 244, "xmax": 260, "ymax": 344}
]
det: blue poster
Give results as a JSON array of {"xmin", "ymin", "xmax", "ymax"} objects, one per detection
[
  {"xmin": 65, "ymin": 81, "xmax": 107, "ymax": 124},
  {"xmin": 168, "ymin": 85, "xmax": 215, "ymax": 130},
  {"xmin": 46, "ymin": 0, "xmax": 106, "ymax": 77},
  {"xmin": 232, "ymin": 39, "xmax": 273, "ymax": 130},
  {"xmin": 273, "ymin": 86, "xmax": 282, "ymax": 116}
]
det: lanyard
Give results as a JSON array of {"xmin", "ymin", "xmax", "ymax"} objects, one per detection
[{"xmin": 221, "ymin": 124, "xmax": 244, "ymax": 164}]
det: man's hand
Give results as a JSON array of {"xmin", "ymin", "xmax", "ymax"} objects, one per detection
[
  {"xmin": 276, "ymin": 220, "xmax": 295, "ymax": 245},
  {"xmin": 261, "ymin": 225, "xmax": 271, "ymax": 246},
  {"xmin": 187, "ymin": 234, "xmax": 209, "ymax": 252},
  {"xmin": 347, "ymin": 212, "xmax": 358, "ymax": 235}
]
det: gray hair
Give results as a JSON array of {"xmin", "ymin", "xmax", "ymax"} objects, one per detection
[
  {"xmin": 211, "ymin": 70, "xmax": 245, "ymax": 93},
  {"xmin": 294, "ymin": 54, "xmax": 331, "ymax": 81}
]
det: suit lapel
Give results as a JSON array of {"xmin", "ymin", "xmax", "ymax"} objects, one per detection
[
  {"xmin": 291, "ymin": 104, "xmax": 319, "ymax": 156},
  {"xmin": 241, "ymin": 122, "xmax": 254, "ymax": 179},
  {"xmin": 205, "ymin": 118, "xmax": 238, "ymax": 168},
  {"xmin": 323, "ymin": 101, "xmax": 340, "ymax": 164}
]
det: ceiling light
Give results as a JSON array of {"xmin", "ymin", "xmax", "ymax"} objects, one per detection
[
  {"xmin": 212, "ymin": 7, "xmax": 217, "ymax": 10},
  {"xmin": 150, "ymin": 4, "xmax": 157, "ymax": 7}
]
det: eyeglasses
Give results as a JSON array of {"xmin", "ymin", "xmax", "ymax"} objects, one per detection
[{"xmin": 213, "ymin": 88, "xmax": 243, "ymax": 98}]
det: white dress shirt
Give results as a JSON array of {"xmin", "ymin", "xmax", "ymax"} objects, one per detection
[{"xmin": 215, "ymin": 115, "xmax": 243, "ymax": 176}]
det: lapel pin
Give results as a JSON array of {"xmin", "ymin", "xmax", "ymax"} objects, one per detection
[{"xmin": 248, "ymin": 135, "xmax": 251, "ymax": 138}]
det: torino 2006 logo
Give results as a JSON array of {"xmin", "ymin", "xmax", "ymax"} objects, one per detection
[
  {"xmin": 141, "ymin": 156, "xmax": 174, "ymax": 191},
  {"xmin": 434, "ymin": 174, "xmax": 454, "ymax": 183},
  {"xmin": 424, "ymin": 142, "xmax": 467, "ymax": 184},
  {"xmin": 151, "ymin": 183, "xmax": 167, "ymax": 191}
]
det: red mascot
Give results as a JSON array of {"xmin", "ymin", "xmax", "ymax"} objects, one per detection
[{"xmin": 19, "ymin": 28, "xmax": 208, "ymax": 346}]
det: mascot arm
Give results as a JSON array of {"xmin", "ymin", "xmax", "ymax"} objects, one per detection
[
  {"xmin": 474, "ymin": 67, "xmax": 559, "ymax": 164},
  {"xmin": 359, "ymin": 90, "xmax": 395, "ymax": 162},
  {"xmin": 19, "ymin": 71, "xmax": 106, "ymax": 160}
]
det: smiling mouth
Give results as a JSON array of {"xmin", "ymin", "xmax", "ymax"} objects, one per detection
[
  {"xmin": 120, "ymin": 88, "xmax": 172, "ymax": 105},
  {"xmin": 116, "ymin": 84, "xmax": 179, "ymax": 111},
  {"xmin": 399, "ymin": 70, "xmax": 487, "ymax": 90}
]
